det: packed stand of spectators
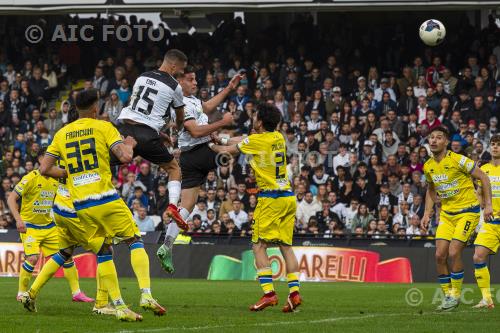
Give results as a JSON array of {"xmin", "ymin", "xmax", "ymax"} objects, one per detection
[{"xmin": 0, "ymin": 13, "xmax": 499, "ymax": 240}]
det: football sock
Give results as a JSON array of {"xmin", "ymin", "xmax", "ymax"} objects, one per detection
[
  {"xmin": 167, "ymin": 181, "xmax": 181, "ymax": 206},
  {"xmin": 450, "ymin": 270, "xmax": 464, "ymax": 299},
  {"xmin": 18, "ymin": 260, "xmax": 34, "ymax": 293},
  {"xmin": 257, "ymin": 268, "xmax": 275, "ymax": 295},
  {"xmin": 438, "ymin": 274, "xmax": 452, "ymax": 297},
  {"xmin": 129, "ymin": 242, "xmax": 151, "ymax": 293},
  {"xmin": 62, "ymin": 260, "xmax": 81, "ymax": 295},
  {"xmin": 164, "ymin": 208, "xmax": 189, "ymax": 248},
  {"xmin": 474, "ymin": 262, "xmax": 492, "ymax": 302},
  {"xmin": 97, "ymin": 255, "xmax": 124, "ymax": 307},
  {"xmin": 29, "ymin": 253, "xmax": 66, "ymax": 299},
  {"xmin": 95, "ymin": 268, "xmax": 109, "ymax": 308},
  {"xmin": 287, "ymin": 272, "xmax": 300, "ymax": 294}
]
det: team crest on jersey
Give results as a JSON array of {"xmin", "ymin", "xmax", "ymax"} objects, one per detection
[
  {"xmin": 25, "ymin": 235, "xmax": 35, "ymax": 243},
  {"xmin": 37, "ymin": 184, "xmax": 42, "ymax": 188},
  {"xmin": 243, "ymin": 137, "xmax": 250, "ymax": 145}
]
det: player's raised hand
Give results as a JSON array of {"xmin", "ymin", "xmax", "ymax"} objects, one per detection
[
  {"xmin": 16, "ymin": 220, "xmax": 26, "ymax": 233},
  {"xmin": 123, "ymin": 136, "xmax": 137, "ymax": 148},
  {"xmin": 228, "ymin": 74, "xmax": 244, "ymax": 90},
  {"xmin": 222, "ymin": 112, "xmax": 234, "ymax": 126}
]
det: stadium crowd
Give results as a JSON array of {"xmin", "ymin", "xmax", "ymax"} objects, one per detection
[{"xmin": 0, "ymin": 13, "xmax": 499, "ymax": 239}]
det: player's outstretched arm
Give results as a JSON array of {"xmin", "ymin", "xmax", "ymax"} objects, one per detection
[
  {"xmin": 202, "ymin": 74, "xmax": 243, "ymax": 114},
  {"xmin": 209, "ymin": 143, "xmax": 240, "ymax": 156},
  {"xmin": 111, "ymin": 136, "xmax": 136, "ymax": 164},
  {"xmin": 471, "ymin": 167, "xmax": 493, "ymax": 220},
  {"xmin": 185, "ymin": 112, "xmax": 234, "ymax": 138},
  {"xmin": 39, "ymin": 155, "xmax": 67, "ymax": 179},
  {"xmin": 7, "ymin": 191, "xmax": 25, "ymax": 233}
]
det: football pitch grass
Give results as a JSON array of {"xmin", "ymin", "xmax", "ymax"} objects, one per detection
[{"xmin": 1, "ymin": 278, "xmax": 500, "ymax": 333}]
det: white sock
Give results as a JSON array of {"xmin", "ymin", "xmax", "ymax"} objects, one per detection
[
  {"xmin": 167, "ymin": 180, "xmax": 181, "ymax": 206},
  {"xmin": 72, "ymin": 289, "xmax": 81, "ymax": 296},
  {"xmin": 164, "ymin": 207, "xmax": 190, "ymax": 248}
]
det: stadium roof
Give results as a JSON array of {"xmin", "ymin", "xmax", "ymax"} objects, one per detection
[{"xmin": 0, "ymin": 0, "xmax": 499, "ymax": 13}]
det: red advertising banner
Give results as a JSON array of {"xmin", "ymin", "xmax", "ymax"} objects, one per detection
[{"xmin": 0, "ymin": 242, "xmax": 96, "ymax": 278}]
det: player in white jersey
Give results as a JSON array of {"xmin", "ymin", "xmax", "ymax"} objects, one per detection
[
  {"xmin": 157, "ymin": 66, "xmax": 243, "ymax": 273},
  {"xmin": 117, "ymin": 49, "xmax": 188, "ymax": 230}
]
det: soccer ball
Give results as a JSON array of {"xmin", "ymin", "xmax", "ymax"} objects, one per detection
[{"xmin": 419, "ymin": 19, "xmax": 446, "ymax": 46}]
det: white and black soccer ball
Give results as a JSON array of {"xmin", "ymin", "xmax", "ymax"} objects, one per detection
[{"xmin": 419, "ymin": 19, "xmax": 446, "ymax": 46}]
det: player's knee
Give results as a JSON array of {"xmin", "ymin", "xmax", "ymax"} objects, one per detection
[
  {"xmin": 127, "ymin": 237, "xmax": 144, "ymax": 249},
  {"xmin": 473, "ymin": 252, "xmax": 487, "ymax": 264},
  {"xmin": 448, "ymin": 247, "xmax": 462, "ymax": 262},
  {"xmin": 253, "ymin": 241, "xmax": 267, "ymax": 252},
  {"xmin": 435, "ymin": 251, "xmax": 448, "ymax": 264},
  {"xmin": 25, "ymin": 254, "xmax": 40, "ymax": 266}
]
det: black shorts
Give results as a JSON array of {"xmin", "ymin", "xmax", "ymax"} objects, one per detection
[
  {"xmin": 113, "ymin": 122, "xmax": 173, "ymax": 165},
  {"xmin": 180, "ymin": 143, "xmax": 218, "ymax": 189}
]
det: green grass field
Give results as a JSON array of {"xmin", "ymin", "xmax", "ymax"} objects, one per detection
[{"xmin": 1, "ymin": 278, "xmax": 500, "ymax": 333}]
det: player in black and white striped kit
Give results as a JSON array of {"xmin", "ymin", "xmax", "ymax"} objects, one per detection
[
  {"xmin": 117, "ymin": 49, "xmax": 189, "ymax": 230},
  {"xmin": 157, "ymin": 65, "xmax": 244, "ymax": 273}
]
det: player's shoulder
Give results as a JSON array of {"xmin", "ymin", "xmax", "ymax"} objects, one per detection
[
  {"xmin": 480, "ymin": 162, "xmax": 493, "ymax": 173},
  {"xmin": 20, "ymin": 170, "xmax": 39, "ymax": 185},
  {"xmin": 140, "ymin": 69, "xmax": 179, "ymax": 91},
  {"xmin": 422, "ymin": 156, "xmax": 436, "ymax": 172}
]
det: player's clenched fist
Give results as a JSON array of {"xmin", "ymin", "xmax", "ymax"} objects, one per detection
[{"xmin": 123, "ymin": 136, "xmax": 137, "ymax": 148}]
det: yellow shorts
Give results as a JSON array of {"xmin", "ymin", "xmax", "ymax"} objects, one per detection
[
  {"xmin": 252, "ymin": 194, "xmax": 296, "ymax": 246},
  {"xmin": 75, "ymin": 197, "xmax": 140, "ymax": 244},
  {"xmin": 20, "ymin": 222, "xmax": 59, "ymax": 257},
  {"xmin": 436, "ymin": 211, "xmax": 480, "ymax": 243},
  {"xmin": 474, "ymin": 222, "xmax": 500, "ymax": 254},
  {"xmin": 53, "ymin": 206, "xmax": 109, "ymax": 253}
]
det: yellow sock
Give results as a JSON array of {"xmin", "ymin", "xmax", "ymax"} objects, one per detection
[
  {"xmin": 450, "ymin": 270, "xmax": 464, "ymax": 299},
  {"xmin": 97, "ymin": 255, "xmax": 124, "ymax": 307},
  {"xmin": 287, "ymin": 272, "xmax": 300, "ymax": 294},
  {"xmin": 19, "ymin": 260, "xmax": 35, "ymax": 293},
  {"xmin": 474, "ymin": 263, "xmax": 492, "ymax": 302},
  {"xmin": 438, "ymin": 274, "xmax": 452, "ymax": 297},
  {"xmin": 95, "ymin": 268, "xmax": 109, "ymax": 308},
  {"xmin": 29, "ymin": 253, "xmax": 66, "ymax": 299},
  {"xmin": 63, "ymin": 260, "xmax": 80, "ymax": 295},
  {"xmin": 257, "ymin": 268, "xmax": 274, "ymax": 294},
  {"xmin": 130, "ymin": 243, "xmax": 151, "ymax": 293}
]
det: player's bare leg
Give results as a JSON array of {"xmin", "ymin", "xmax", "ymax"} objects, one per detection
[
  {"xmin": 279, "ymin": 244, "xmax": 302, "ymax": 312},
  {"xmin": 160, "ymin": 159, "xmax": 188, "ymax": 231},
  {"xmin": 472, "ymin": 245, "xmax": 494, "ymax": 309},
  {"xmin": 435, "ymin": 239, "xmax": 452, "ymax": 311},
  {"xmin": 249, "ymin": 241, "xmax": 278, "ymax": 311},
  {"xmin": 157, "ymin": 186, "xmax": 198, "ymax": 273}
]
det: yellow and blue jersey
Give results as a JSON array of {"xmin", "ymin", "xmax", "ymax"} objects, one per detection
[
  {"xmin": 423, "ymin": 150, "xmax": 479, "ymax": 213},
  {"xmin": 479, "ymin": 163, "xmax": 500, "ymax": 218},
  {"xmin": 46, "ymin": 118, "xmax": 122, "ymax": 210},
  {"xmin": 14, "ymin": 170, "xmax": 57, "ymax": 225},
  {"xmin": 237, "ymin": 132, "xmax": 291, "ymax": 192}
]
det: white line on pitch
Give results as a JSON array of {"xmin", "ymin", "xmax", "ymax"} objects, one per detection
[{"xmin": 114, "ymin": 310, "xmax": 471, "ymax": 333}]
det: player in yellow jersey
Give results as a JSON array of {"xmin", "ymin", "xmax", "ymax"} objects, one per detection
[
  {"xmin": 210, "ymin": 104, "xmax": 302, "ymax": 312},
  {"xmin": 472, "ymin": 134, "xmax": 500, "ymax": 309},
  {"xmin": 422, "ymin": 126, "xmax": 492, "ymax": 311},
  {"xmin": 19, "ymin": 89, "xmax": 163, "ymax": 321},
  {"xmin": 7, "ymin": 158, "xmax": 93, "ymax": 304}
]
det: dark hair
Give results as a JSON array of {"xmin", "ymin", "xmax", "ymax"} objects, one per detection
[
  {"xmin": 75, "ymin": 89, "xmax": 99, "ymax": 111},
  {"xmin": 183, "ymin": 65, "xmax": 196, "ymax": 75},
  {"xmin": 428, "ymin": 125, "xmax": 450, "ymax": 138},
  {"xmin": 491, "ymin": 134, "xmax": 500, "ymax": 144},
  {"xmin": 67, "ymin": 106, "xmax": 79, "ymax": 124},
  {"xmin": 164, "ymin": 49, "xmax": 188, "ymax": 63},
  {"xmin": 256, "ymin": 104, "xmax": 282, "ymax": 132}
]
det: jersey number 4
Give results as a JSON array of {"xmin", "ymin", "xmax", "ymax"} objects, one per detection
[
  {"xmin": 66, "ymin": 138, "xmax": 99, "ymax": 174},
  {"xmin": 131, "ymin": 86, "xmax": 158, "ymax": 115}
]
